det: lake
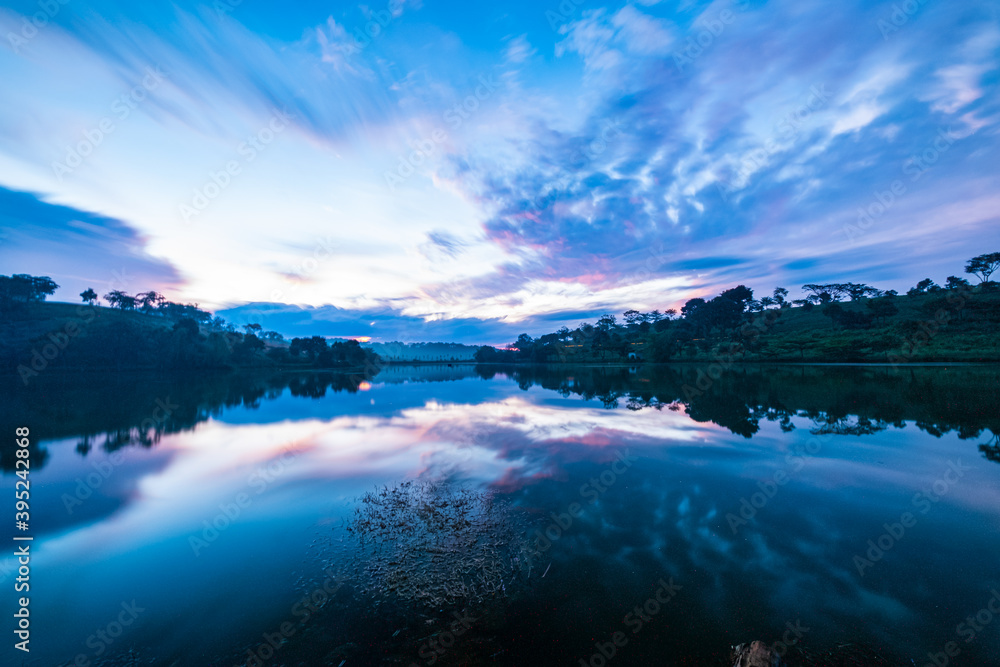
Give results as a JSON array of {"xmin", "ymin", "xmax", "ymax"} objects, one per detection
[{"xmin": 2, "ymin": 364, "xmax": 999, "ymax": 666}]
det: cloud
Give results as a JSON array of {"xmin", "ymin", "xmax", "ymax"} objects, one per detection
[
  {"xmin": 0, "ymin": 186, "xmax": 182, "ymax": 299},
  {"xmin": 419, "ymin": 230, "xmax": 467, "ymax": 261},
  {"xmin": 0, "ymin": 0, "xmax": 997, "ymax": 341}
]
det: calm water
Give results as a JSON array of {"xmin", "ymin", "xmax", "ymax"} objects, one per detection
[{"xmin": 2, "ymin": 364, "xmax": 999, "ymax": 666}]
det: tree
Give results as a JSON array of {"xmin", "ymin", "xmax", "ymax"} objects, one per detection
[
  {"xmin": 695, "ymin": 286, "xmax": 754, "ymax": 334},
  {"xmin": 907, "ymin": 278, "xmax": 938, "ymax": 296},
  {"xmin": 474, "ymin": 345, "xmax": 515, "ymax": 363},
  {"xmin": 866, "ymin": 296, "xmax": 899, "ymax": 325},
  {"xmin": 622, "ymin": 310, "xmax": 643, "ymax": 327},
  {"xmin": 803, "ymin": 283, "xmax": 859, "ymax": 302},
  {"xmin": 822, "ymin": 303, "xmax": 845, "ymax": 327},
  {"xmin": 802, "ymin": 284, "xmax": 834, "ymax": 304},
  {"xmin": 838, "ymin": 311, "xmax": 874, "ymax": 330},
  {"xmin": 844, "ymin": 283, "xmax": 880, "ymax": 300},
  {"xmin": 596, "ymin": 314, "xmax": 618, "ymax": 332},
  {"xmin": 160, "ymin": 301, "xmax": 211, "ymax": 323},
  {"xmin": 681, "ymin": 298, "xmax": 706, "ymax": 319},
  {"xmin": 137, "ymin": 291, "xmax": 165, "ymax": 313},
  {"xmin": 104, "ymin": 290, "xmax": 136, "ymax": 310},
  {"xmin": 945, "ymin": 276, "xmax": 971, "ymax": 290},
  {"xmin": 760, "ymin": 296, "xmax": 776, "ymax": 310},
  {"xmin": 244, "ymin": 323, "xmax": 263, "ymax": 335},
  {"xmin": 80, "ymin": 288, "xmax": 98, "ymax": 305},
  {"xmin": 172, "ymin": 317, "xmax": 200, "ymax": 336},
  {"xmin": 25, "ymin": 275, "xmax": 58, "ymax": 300},
  {"xmin": 792, "ymin": 299, "xmax": 814, "ymax": 311},
  {"xmin": 0, "ymin": 274, "xmax": 59, "ymax": 308},
  {"xmin": 965, "ymin": 252, "xmax": 1000, "ymax": 284},
  {"xmin": 289, "ymin": 336, "xmax": 328, "ymax": 361},
  {"xmin": 772, "ymin": 287, "xmax": 789, "ymax": 307},
  {"xmin": 718, "ymin": 285, "xmax": 754, "ymax": 311}
]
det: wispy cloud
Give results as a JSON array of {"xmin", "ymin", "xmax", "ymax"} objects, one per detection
[{"xmin": 0, "ymin": 0, "xmax": 997, "ymax": 342}]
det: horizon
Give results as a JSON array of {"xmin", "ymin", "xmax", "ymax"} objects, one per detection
[{"xmin": 1, "ymin": 0, "xmax": 998, "ymax": 345}]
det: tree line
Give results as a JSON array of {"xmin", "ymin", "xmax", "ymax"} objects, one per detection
[
  {"xmin": 0, "ymin": 275, "xmax": 381, "ymax": 374},
  {"xmin": 476, "ymin": 252, "xmax": 1000, "ymax": 364}
]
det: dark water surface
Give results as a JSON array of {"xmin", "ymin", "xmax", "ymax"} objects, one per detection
[{"xmin": 2, "ymin": 364, "xmax": 999, "ymax": 666}]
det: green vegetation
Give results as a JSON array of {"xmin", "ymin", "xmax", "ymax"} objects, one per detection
[
  {"xmin": 0, "ymin": 277, "xmax": 380, "ymax": 381},
  {"xmin": 477, "ymin": 253, "xmax": 1000, "ymax": 364}
]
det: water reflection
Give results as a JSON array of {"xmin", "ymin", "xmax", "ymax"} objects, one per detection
[
  {"xmin": 1, "ymin": 364, "xmax": 998, "ymax": 666},
  {"xmin": 3, "ymin": 364, "xmax": 997, "ymax": 472}
]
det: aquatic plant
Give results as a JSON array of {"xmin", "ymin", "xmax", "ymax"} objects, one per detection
[{"xmin": 345, "ymin": 481, "xmax": 531, "ymax": 608}]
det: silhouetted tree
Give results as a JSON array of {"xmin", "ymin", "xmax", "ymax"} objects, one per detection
[
  {"xmin": 104, "ymin": 290, "xmax": 136, "ymax": 310},
  {"xmin": 0, "ymin": 274, "xmax": 59, "ymax": 309},
  {"xmin": 137, "ymin": 291, "xmax": 165, "ymax": 313},
  {"xmin": 844, "ymin": 283, "xmax": 881, "ymax": 300},
  {"xmin": 80, "ymin": 288, "xmax": 98, "ymax": 305},
  {"xmin": 965, "ymin": 252, "xmax": 1000, "ymax": 284},
  {"xmin": 945, "ymin": 276, "xmax": 971, "ymax": 290},
  {"xmin": 908, "ymin": 278, "xmax": 938, "ymax": 295}
]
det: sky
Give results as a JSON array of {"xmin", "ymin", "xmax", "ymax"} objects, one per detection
[{"xmin": 0, "ymin": 0, "xmax": 998, "ymax": 344}]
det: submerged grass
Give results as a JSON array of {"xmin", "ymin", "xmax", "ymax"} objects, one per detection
[{"xmin": 344, "ymin": 480, "xmax": 533, "ymax": 610}]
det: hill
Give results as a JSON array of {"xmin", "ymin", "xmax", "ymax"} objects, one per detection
[
  {"xmin": 482, "ymin": 285, "xmax": 1000, "ymax": 365},
  {"xmin": 0, "ymin": 300, "xmax": 379, "ymax": 382}
]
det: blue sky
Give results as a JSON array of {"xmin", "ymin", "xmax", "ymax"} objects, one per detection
[{"xmin": 0, "ymin": 0, "xmax": 997, "ymax": 344}]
